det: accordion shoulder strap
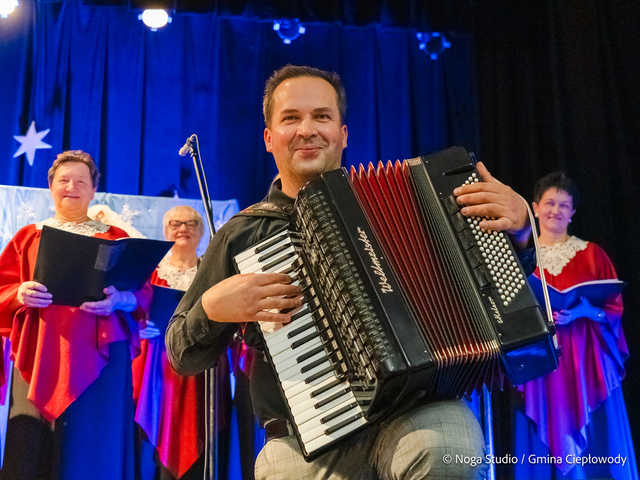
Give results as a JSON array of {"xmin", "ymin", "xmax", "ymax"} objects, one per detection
[{"xmin": 236, "ymin": 201, "xmax": 290, "ymax": 220}]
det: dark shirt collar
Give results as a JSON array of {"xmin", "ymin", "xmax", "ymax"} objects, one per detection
[{"xmin": 265, "ymin": 178, "xmax": 295, "ymax": 212}]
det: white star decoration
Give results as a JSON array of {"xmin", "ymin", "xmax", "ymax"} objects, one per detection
[
  {"xmin": 18, "ymin": 203, "xmax": 38, "ymax": 223},
  {"xmin": 13, "ymin": 121, "xmax": 52, "ymax": 166},
  {"xmin": 120, "ymin": 204, "xmax": 142, "ymax": 224}
]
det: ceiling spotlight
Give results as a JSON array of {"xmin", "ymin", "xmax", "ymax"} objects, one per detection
[
  {"xmin": 0, "ymin": 0, "xmax": 18, "ymax": 19},
  {"xmin": 273, "ymin": 18, "xmax": 306, "ymax": 45},
  {"xmin": 138, "ymin": 8, "xmax": 171, "ymax": 31},
  {"xmin": 416, "ymin": 32, "xmax": 451, "ymax": 61}
]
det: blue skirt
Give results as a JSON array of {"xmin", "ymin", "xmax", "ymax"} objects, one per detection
[
  {"xmin": 57, "ymin": 340, "xmax": 135, "ymax": 480},
  {"xmin": 513, "ymin": 387, "xmax": 638, "ymax": 480}
]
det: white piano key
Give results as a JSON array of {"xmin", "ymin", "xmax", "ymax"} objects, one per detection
[
  {"xmin": 266, "ymin": 323, "xmax": 318, "ymax": 355},
  {"xmin": 287, "ymin": 375, "xmax": 340, "ymax": 404},
  {"xmin": 237, "ymin": 252, "xmax": 295, "ymax": 275},
  {"xmin": 269, "ymin": 332, "xmax": 320, "ymax": 364},
  {"xmin": 261, "ymin": 256, "xmax": 297, "ymax": 274},
  {"xmin": 276, "ymin": 351, "xmax": 328, "ymax": 382},
  {"xmin": 267, "ymin": 316, "xmax": 319, "ymax": 345},
  {"xmin": 297, "ymin": 400, "xmax": 363, "ymax": 442},
  {"xmin": 235, "ymin": 236, "xmax": 291, "ymax": 269},
  {"xmin": 268, "ymin": 332, "xmax": 322, "ymax": 359},
  {"xmin": 263, "ymin": 311, "xmax": 315, "ymax": 345},
  {"xmin": 281, "ymin": 360, "xmax": 332, "ymax": 388},
  {"xmin": 304, "ymin": 416, "xmax": 368, "ymax": 454},
  {"xmin": 284, "ymin": 370, "xmax": 337, "ymax": 398},
  {"xmin": 235, "ymin": 230, "xmax": 369, "ymax": 458},
  {"xmin": 292, "ymin": 392, "xmax": 358, "ymax": 426},
  {"xmin": 234, "ymin": 232, "xmax": 291, "ymax": 264},
  {"xmin": 271, "ymin": 342, "xmax": 325, "ymax": 372},
  {"xmin": 290, "ymin": 381, "xmax": 350, "ymax": 416},
  {"xmin": 239, "ymin": 253, "xmax": 296, "ymax": 275},
  {"xmin": 239, "ymin": 244, "xmax": 296, "ymax": 273}
]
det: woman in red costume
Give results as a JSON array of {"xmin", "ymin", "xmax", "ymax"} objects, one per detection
[
  {"xmin": 132, "ymin": 206, "xmax": 229, "ymax": 479},
  {"xmin": 0, "ymin": 150, "xmax": 152, "ymax": 479},
  {"xmin": 514, "ymin": 171, "xmax": 637, "ymax": 479}
]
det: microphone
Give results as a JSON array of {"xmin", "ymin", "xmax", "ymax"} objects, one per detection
[{"xmin": 178, "ymin": 134, "xmax": 196, "ymax": 156}]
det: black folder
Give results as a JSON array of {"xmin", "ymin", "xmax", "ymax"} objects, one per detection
[
  {"xmin": 149, "ymin": 284, "xmax": 184, "ymax": 334},
  {"xmin": 34, "ymin": 225, "xmax": 173, "ymax": 306}
]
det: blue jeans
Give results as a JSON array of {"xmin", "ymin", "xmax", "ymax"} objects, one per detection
[{"xmin": 254, "ymin": 399, "xmax": 486, "ymax": 480}]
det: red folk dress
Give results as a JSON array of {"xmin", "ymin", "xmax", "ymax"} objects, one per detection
[
  {"xmin": 0, "ymin": 219, "xmax": 151, "ymax": 421},
  {"xmin": 517, "ymin": 237, "xmax": 637, "ymax": 479},
  {"xmin": 131, "ymin": 257, "xmax": 229, "ymax": 479}
]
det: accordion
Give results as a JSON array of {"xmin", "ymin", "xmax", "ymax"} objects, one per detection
[{"xmin": 234, "ymin": 147, "xmax": 558, "ymax": 459}]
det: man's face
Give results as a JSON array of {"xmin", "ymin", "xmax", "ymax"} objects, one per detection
[{"xmin": 264, "ymin": 76, "xmax": 348, "ymax": 195}]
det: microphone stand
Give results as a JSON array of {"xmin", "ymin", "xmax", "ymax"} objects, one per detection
[{"xmin": 182, "ymin": 134, "xmax": 219, "ymax": 480}]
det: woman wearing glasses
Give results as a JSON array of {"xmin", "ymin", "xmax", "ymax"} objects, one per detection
[{"xmin": 132, "ymin": 206, "xmax": 229, "ymax": 480}]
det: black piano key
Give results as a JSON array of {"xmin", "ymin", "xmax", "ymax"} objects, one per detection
[
  {"xmin": 310, "ymin": 378, "xmax": 342, "ymax": 398},
  {"xmin": 300, "ymin": 355, "xmax": 329, "ymax": 374},
  {"xmin": 320, "ymin": 402, "xmax": 359, "ymax": 424},
  {"xmin": 255, "ymin": 233, "xmax": 289, "ymax": 254},
  {"xmin": 304, "ymin": 366, "xmax": 335, "ymax": 384},
  {"xmin": 257, "ymin": 242, "xmax": 293, "ymax": 263},
  {"xmin": 296, "ymin": 345, "xmax": 325, "ymax": 364},
  {"xmin": 324, "ymin": 413, "xmax": 365, "ymax": 435},
  {"xmin": 262, "ymin": 251, "xmax": 296, "ymax": 271},
  {"xmin": 290, "ymin": 307, "xmax": 311, "ymax": 322},
  {"xmin": 280, "ymin": 264, "xmax": 297, "ymax": 275},
  {"xmin": 279, "ymin": 303, "xmax": 300, "ymax": 315},
  {"xmin": 287, "ymin": 321, "xmax": 315, "ymax": 339},
  {"xmin": 313, "ymin": 388, "xmax": 350, "ymax": 409},
  {"xmin": 291, "ymin": 331, "xmax": 320, "ymax": 349}
]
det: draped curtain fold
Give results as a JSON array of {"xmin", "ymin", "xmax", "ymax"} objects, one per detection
[
  {"xmin": 1, "ymin": 0, "xmax": 476, "ymax": 210},
  {"xmin": 473, "ymin": 0, "xmax": 640, "ymax": 472}
]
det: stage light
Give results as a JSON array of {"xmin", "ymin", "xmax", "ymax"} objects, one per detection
[
  {"xmin": 138, "ymin": 8, "xmax": 171, "ymax": 31},
  {"xmin": 416, "ymin": 31, "xmax": 451, "ymax": 61},
  {"xmin": 273, "ymin": 18, "xmax": 306, "ymax": 45},
  {"xmin": 0, "ymin": 0, "xmax": 18, "ymax": 19}
]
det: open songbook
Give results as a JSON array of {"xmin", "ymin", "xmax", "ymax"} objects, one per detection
[
  {"xmin": 528, "ymin": 274, "xmax": 625, "ymax": 311},
  {"xmin": 34, "ymin": 226, "xmax": 173, "ymax": 306}
]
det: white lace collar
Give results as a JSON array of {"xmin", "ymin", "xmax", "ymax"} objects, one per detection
[
  {"xmin": 36, "ymin": 217, "xmax": 110, "ymax": 237},
  {"xmin": 538, "ymin": 235, "xmax": 588, "ymax": 276},
  {"xmin": 156, "ymin": 256, "xmax": 197, "ymax": 291}
]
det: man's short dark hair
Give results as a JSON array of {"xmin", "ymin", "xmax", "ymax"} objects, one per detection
[
  {"xmin": 48, "ymin": 150, "xmax": 100, "ymax": 188},
  {"xmin": 263, "ymin": 64, "xmax": 347, "ymax": 127},
  {"xmin": 533, "ymin": 171, "xmax": 580, "ymax": 208}
]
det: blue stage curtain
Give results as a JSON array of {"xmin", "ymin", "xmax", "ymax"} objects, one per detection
[{"xmin": 1, "ymin": 0, "xmax": 476, "ymax": 209}]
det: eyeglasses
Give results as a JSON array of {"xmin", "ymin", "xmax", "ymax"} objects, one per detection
[{"xmin": 167, "ymin": 219, "xmax": 199, "ymax": 229}]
